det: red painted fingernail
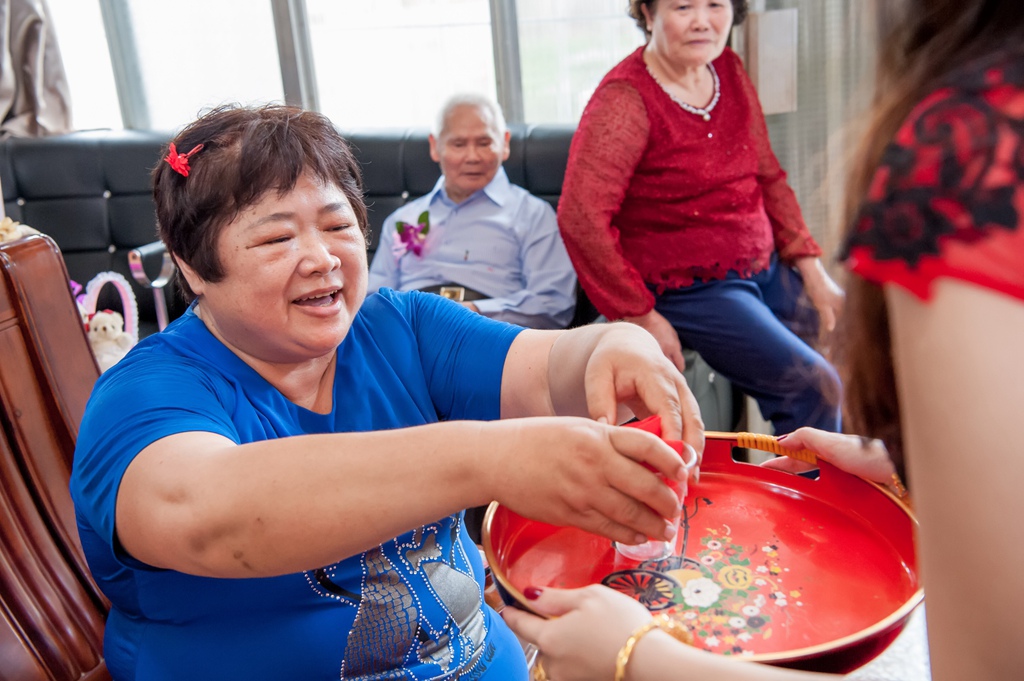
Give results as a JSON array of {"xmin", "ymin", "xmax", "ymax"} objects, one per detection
[
  {"xmin": 777, "ymin": 434, "xmax": 789, "ymax": 441},
  {"xmin": 523, "ymin": 586, "xmax": 543, "ymax": 600}
]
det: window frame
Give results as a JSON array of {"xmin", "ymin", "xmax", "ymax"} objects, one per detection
[{"xmin": 98, "ymin": 0, "xmax": 537, "ymax": 128}]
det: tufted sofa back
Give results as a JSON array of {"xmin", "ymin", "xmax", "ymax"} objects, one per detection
[{"xmin": 0, "ymin": 131, "xmax": 176, "ymax": 332}]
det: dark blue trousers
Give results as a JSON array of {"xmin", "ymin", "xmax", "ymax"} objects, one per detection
[{"xmin": 654, "ymin": 260, "xmax": 841, "ymax": 434}]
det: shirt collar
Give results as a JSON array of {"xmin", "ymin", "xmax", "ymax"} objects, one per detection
[{"xmin": 430, "ymin": 166, "xmax": 512, "ymax": 208}]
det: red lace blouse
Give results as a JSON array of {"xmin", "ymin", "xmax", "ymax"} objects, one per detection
[
  {"xmin": 558, "ymin": 47, "xmax": 821, "ymax": 320},
  {"xmin": 844, "ymin": 52, "xmax": 1024, "ymax": 303}
]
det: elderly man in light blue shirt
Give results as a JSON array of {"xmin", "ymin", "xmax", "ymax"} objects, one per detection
[{"xmin": 368, "ymin": 94, "xmax": 576, "ymax": 329}]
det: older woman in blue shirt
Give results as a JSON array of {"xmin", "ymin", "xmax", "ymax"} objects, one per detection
[{"xmin": 70, "ymin": 103, "xmax": 701, "ymax": 680}]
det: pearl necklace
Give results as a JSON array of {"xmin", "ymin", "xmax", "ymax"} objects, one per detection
[{"xmin": 646, "ymin": 62, "xmax": 720, "ymax": 122}]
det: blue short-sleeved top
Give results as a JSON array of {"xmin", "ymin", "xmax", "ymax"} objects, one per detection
[{"xmin": 71, "ymin": 289, "xmax": 527, "ymax": 680}]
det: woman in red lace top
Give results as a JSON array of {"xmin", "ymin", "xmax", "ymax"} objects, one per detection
[
  {"xmin": 558, "ymin": 0, "xmax": 843, "ymax": 435},
  {"xmin": 507, "ymin": 2, "xmax": 1024, "ymax": 680}
]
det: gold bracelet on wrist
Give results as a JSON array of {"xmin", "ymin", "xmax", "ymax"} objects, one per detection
[
  {"xmin": 614, "ymin": 613, "xmax": 694, "ymax": 681},
  {"xmin": 890, "ymin": 472, "xmax": 908, "ymax": 499}
]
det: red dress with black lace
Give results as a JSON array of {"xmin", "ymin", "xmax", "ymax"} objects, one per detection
[
  {"xmin": 844, "ymin": 53, "xmax": 1024, "ymax": 302},
  {"xmin": 558, "ymin": 47, "xmax": 822, "ymax": 320}
]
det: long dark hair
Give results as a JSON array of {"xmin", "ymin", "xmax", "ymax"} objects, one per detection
[{"xmin": 838, "ymin": 0, "xmax": 1024, "ymax": 475}]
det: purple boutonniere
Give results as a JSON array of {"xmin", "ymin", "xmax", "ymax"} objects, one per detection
[{"xmin": 395, "ymin": 210, "xmax": 430, "ymax": 257}]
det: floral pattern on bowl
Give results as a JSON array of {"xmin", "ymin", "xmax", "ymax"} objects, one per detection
[{"xmin": 602, "ymin": 511, "xmax": 802, "ymax": 657}]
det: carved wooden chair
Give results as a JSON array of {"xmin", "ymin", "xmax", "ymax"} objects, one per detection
[{"xmin": 0, "ymin": 234, "xmax": 110, "ymax": 680}]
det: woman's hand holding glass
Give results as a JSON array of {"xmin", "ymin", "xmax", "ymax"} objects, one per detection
[
  {"xmin": 580, "ymin": 322, "xmax": 703, "ymax": 552},
  {"xmin": 496, "ymin": 321, "xmax": 704, "ymax": 550},
  {"xmin": 486, "ymin": 417, "xmax": 690, "ymax": 550},
  {"xmin": 613, "ymin": 430, "xmax": 698, "ymax": 562},
  {"xmin": 579, "ymin": 321, "xmax": 704, "ymax": 455}
]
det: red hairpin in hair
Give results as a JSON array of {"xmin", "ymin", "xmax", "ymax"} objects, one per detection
[{"xmin": 165, "ymin": 143, "xmax": 204, "ymax": 178}]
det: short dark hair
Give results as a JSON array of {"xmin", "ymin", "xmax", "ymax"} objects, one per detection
[
  {"xmin": 628, "ymin": 0, "xmax": 749, "ymax": 39},
  {"xmin": 152, "ymin": 104, "xmax": 368, "ymax": 301}
]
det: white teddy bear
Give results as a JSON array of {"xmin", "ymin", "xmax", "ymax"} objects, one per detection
[
  {"xmin": 0, "ymin": 216, "xmax": 40, "ymax": 243},
  {"xmin": 86, "ymin": 309, "xmax": 135, "ymax": 372}
]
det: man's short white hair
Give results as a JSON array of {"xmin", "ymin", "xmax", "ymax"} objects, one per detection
[{"xmin": 433, "ymin": 93, "xmax": 507, "ymax": 138}]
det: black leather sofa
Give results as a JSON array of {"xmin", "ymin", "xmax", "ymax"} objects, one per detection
[{"xmin": 0, "ymin": 130, "xmax": 179, "ymax": 335}]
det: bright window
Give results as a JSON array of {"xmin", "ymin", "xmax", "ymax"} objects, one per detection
[
  {"xmin": 306, "ymin": 0, "xmax": 495, "ymax": 129},
  {"xmin": 517, "ymin": 0, "xmax": 643, "ymax": 123},
  {"xmin": 48, "ymin": 0, "xmax": 122, "ymax": 130},
  {"xmin": 48, "ymin": 1, "xmax": 643, "ymax": 130},
  {"xmin": 124, "ymin": 0, "xmax": 284, "ymax": 130}
]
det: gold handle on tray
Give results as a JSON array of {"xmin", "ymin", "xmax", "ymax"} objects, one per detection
[
  {"xmin": 732, "ymin": 432, "xmax": 818, "ymax": 465},
  {"xmin": 723, "ymin": 432, "xmax": 910, "ymax": 502}
]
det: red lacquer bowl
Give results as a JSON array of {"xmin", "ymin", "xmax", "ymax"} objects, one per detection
[{"xmin": 482, "ymin": 432, "xmax": 921, "ymax": 674}]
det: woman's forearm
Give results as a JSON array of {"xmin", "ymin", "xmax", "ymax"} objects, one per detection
[
  {"xmin": 499, "ymin": 323, "xmax": 643, "ymax": 421},
  {"xmin": 119, "ymin": 409, "xmax": 691, "ymax": 581},
  {"xmin": 557, "ymin": 82, "xmax": 655, "ymax": 321},
  {"xmin": 118, "ymin": 420, "xmax": 502, "ymax": 578}
]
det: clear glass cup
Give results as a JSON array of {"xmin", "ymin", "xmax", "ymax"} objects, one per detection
[{"xmin": 614, "ymin": 442, "xmax": 698, "ymax": 562}]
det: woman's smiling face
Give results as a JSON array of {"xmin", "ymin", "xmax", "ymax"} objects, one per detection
[{"xmin": 179, "ymin": 172, "xmax": 368, "ymax": 366}]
